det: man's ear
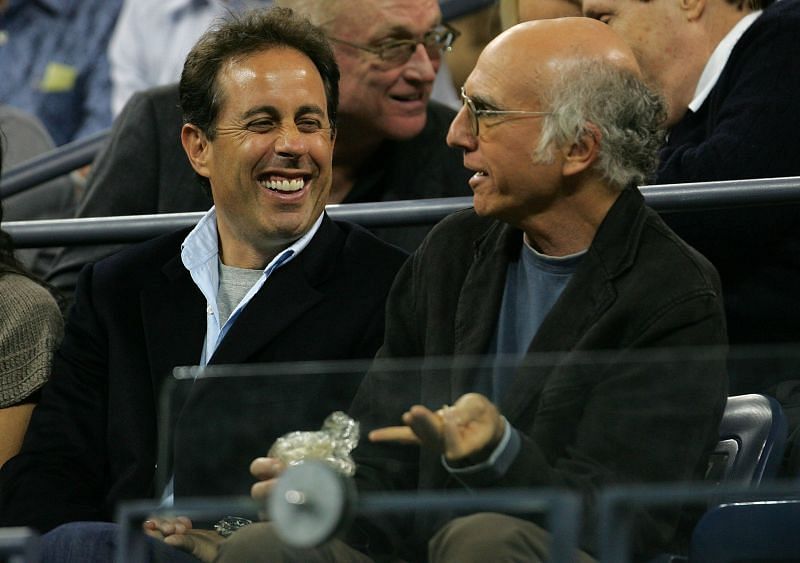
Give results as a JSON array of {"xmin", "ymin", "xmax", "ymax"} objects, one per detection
[
  {"xmin": 181, "ymin": 123, "xmax": 212, "ymax": 179},
  {"xmin": 679, "ymin": 0, "xmax": 706, "ymax": 22},
  {"xmin": 562, "ymin": 123, "xmax": 601, "ymax": 178}
]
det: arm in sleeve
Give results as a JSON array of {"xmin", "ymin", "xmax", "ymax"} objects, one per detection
[{"xmin": 657, "ymin": 26, "xmax": 800, "ymax": 183}]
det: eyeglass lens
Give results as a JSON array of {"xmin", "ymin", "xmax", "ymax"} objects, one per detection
[
  {"xmin": 460, "ymin": 90, "xmax": 479, "ymax": 137},
  {"xmin": 382, "ymin": 28, "xmax": 455, "ymax": 63}
]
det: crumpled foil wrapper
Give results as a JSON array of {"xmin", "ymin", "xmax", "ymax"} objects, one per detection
[{"xmin": 268, "ymin": 411, "xmax": 359, "ymax": 476}]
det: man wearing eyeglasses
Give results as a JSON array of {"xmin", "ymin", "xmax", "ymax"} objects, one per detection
[
  {"xmin": 0, "ymin": 8, "xmax": 409, "ymax": 561},
  {"xmin": 164, "ymin": 17, "xmax": 728, "ymax": 563},
  {"xmin": 272, "ymin": 0, "xmax": 470, "ymax": 213},
  {"xmin": 354, "ymin": 16, "xmax": 727, "ymax": 563}
]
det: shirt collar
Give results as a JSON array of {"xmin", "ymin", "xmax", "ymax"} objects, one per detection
[
  {"xmin": 180, "ymin": 206, "xmax": 325, "ymax": 272},
  {"xmin": 688, "ymin": 10, "xmax": 762, "ymax": 112}
]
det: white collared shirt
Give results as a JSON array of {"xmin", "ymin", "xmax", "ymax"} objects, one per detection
[
  {"xmin": 180, "ymin": 206, "xmax": 323, "ymax": 366},
  {"xmin": 688, "ymin": 10, "xmax": 762, "ymax": 112},
  {"xmin": 108, "ymin": 0, "xmax": 272, "ymax": 115}
]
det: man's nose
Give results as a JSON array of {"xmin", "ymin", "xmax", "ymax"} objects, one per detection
[
  {"xmin": 402, "ymin": 43, "xmax": 438, "ymax": 83},
  {"xmin": 447, "ymin": 105, "xmax": 476, "ymax": 150},
  {"xmin": 274, "ymin": 125, "xmax": 308, "ymax": 156}
]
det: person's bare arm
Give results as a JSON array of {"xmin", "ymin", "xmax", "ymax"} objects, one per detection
[{"xmin": 0, "ymin": 403, "xmax": 36, "ymax": 467}]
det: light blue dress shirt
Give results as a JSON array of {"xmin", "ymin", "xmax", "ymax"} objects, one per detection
[
  {"xmin": 180, "ymin": 206, "xmax": 323, "ymax": 366},
  {"xmin": 161, "ymin": 207, "xmax": 323, "ymax": 504}
]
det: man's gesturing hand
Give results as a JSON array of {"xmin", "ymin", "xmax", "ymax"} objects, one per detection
[
  {"xmin": 142, "ymin": 516, "xmax": 223, "ymax": 562},
  {"xmin": 368, "ymin": 393, "xmax": 505, "ymax": 463}
]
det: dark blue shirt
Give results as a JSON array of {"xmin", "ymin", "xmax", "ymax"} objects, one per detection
[
  {"xmin": 489, "ymin": 240, "xmax": 584, "ymax": 401},
  {"xmin": 0, "ymin": 0, "xmax": 122, "ymax": 145}
]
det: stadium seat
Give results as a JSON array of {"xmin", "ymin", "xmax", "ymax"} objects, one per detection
[
  {"xmin": 649, "ymin": 394, "xmax": 787, "ymax": 563},
  {"xmin": 687, "ymin": 394, "xmax": 791, "ymax": 563},
  {"xmin": 705, "ymin": 393, "xmax": 787, "ymax": 486},
  {"xmin": 689, "ymin": 500, "xmax": 800, "ymax": 562}
]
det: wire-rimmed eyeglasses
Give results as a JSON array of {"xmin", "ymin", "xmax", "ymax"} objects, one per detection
[
  {"xmin": 460, "ymin": 87, "xmax": 552, "ymax": 137},
  {"xmin": 328, "ymin": 23, "xmax": 460, "ymax": 66}
]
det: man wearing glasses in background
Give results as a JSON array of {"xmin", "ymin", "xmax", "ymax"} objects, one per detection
[
  {"xmin": 272, "ymin": 0, "xmax": 466, "ymax": 218},
  {"xmin": 46, "ymin": 0, "xmax": 471, "ymax": 297}
]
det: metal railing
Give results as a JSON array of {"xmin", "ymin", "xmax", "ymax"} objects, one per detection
[
  {"xmin": 3, "ymin": 176, "xmax": 800, "ymax": 248},
  {"xmin": 0, "ymin": 130, "xmax": 110, "ymax": 199}
]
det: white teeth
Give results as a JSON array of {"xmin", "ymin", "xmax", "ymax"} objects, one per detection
[
  {"xmin": 261, "ymin": 178, "xmax": 304, "ymax": 192},
  {"xmin": 475, "ymin": 171, "xmax": 487, "ymax": 177}
]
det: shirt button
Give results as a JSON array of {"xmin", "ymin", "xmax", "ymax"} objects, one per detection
[{"xmin": 207, "ymin": 305, "xmax": 213, "ymax": 315}]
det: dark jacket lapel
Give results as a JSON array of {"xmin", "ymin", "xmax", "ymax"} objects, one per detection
[
  {"xmin": 140, "ymin": 254, "xmax": 207, "ymax": 394},
  {"xmin": 502, "ymin": 187, "xmax": 648, "ymax": 420},
  {"xmin": 207, "ymin": 214, "xmax": 341, "ymax": 365},
  {"xmin": 450, "ymin": 221, "xmax": 520, "ymax": 399}
]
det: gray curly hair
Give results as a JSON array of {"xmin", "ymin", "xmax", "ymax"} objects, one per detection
[{"xmin": 533, "ymin": 59, "xmax": 667, "ymax": 189}]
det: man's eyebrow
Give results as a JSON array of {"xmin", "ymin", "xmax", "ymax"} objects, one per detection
[
  {"xmin": 370, "ymin": 20, "xmax": 443, "ymax": 41},
  {"xmin": 240, "ymin": 105, "xmax": 280, "ymax": 120},
  {"xmin": 295, "ymin": 104, "xmax": 326, "ymax": 118},
  {"xmin": 239, "ymin": 105, "xmax": 325, "ymax": 121},
  {"xmin": 469, "ymin": 92, "xmax": 502, "ymax": 110}
]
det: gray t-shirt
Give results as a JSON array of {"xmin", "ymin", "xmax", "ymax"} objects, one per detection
[{"xmin": 216, "ymin": 261, "xmax": 264, "ymax": 325}]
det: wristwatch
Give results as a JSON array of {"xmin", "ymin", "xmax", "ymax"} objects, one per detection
[{"xmin": 213, "ymin": 515, "xmax": 254, "ymax": 537}]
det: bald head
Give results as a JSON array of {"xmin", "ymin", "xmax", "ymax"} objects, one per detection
[
  {"xmin": 456, "ymin": 15, "xmax": 665, "ymax": 192},
  {"xmin": 484, "ymin": 17, "xmax": 641, "ymax": 86}
]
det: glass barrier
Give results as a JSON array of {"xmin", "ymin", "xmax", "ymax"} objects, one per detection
[{"xmin": 106, "ymin": 346, "xmax": 800, "ymax": 562}]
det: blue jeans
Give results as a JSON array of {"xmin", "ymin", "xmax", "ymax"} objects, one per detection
[{"xmin": 41, "ymin": 521, "xmax": 200, "ymax": 563}]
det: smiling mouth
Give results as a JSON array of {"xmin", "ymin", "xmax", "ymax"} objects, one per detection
[
  {"xmin": 258, "ymin": 175, "xmax": 307, "ymax": 193},
  {"xmin": 390, "ymin": 92, "xmax": 424, "ymax": 102}
]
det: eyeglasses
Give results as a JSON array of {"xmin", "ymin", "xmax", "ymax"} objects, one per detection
[
  {"xmin": 328, "ymin": 23, "xmax": 460, "ymax": 66},
  {"xmin": 460, "ymin": 87, "xmax": 552, "ymax": 137}
]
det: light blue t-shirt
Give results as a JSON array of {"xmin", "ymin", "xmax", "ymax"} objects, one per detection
[
  {"xmin": 488, "ymin": 238, "xmax": 585, "ymax": 401},
  {"xmin": 445, "ymin": 237, "xmax": 585, "ymax": 483}
]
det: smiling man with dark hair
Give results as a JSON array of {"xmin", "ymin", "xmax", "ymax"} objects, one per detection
[
  {"xmin": 0, "ymin": 10, "xmax": 407, "ymax": 557},
  {"xmin": 46, "ymin": 0, "xmax": 472, "ymax": 298}
]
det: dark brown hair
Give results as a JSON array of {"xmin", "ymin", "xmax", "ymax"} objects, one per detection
[{"xmin": 180, "ymin": 6, "xmax": 339, "ymax": 139}]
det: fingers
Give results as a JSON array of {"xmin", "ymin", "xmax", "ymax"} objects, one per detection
[
  {"xmin": 368, "ymin": 425, "xmax": 421, "ymax": 444},
  {"xmin": 403, "ymin": 405, "xmax": 446, "ymax": 450},
  {"xmin": 250, "ymin": 457, "xmax": 285, "ymax": 481},
  {"xmin": 249, "ymin": 457, "xmax": 286, "ymax": 503},
  {"xmin": 164, "ymin": 529, "xmax": 223, "ymax": 563},
  {"xmin": 441, "ymin": 393, "xmax": 505, "ymax": 461},
  {"xmin": 369, "ymin": 405, "xmax": 445, "ymax": 451},
  {"xmin": 366, "ymin": 396, "xmax": 504, "ymax": 461},
  {"xmin": 142, "ymin": 516, "xmax": 193, "ymax": 539},
  {"xmin": 251, "ymin": 477, "xmax": 281, "ymax": 502}
]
